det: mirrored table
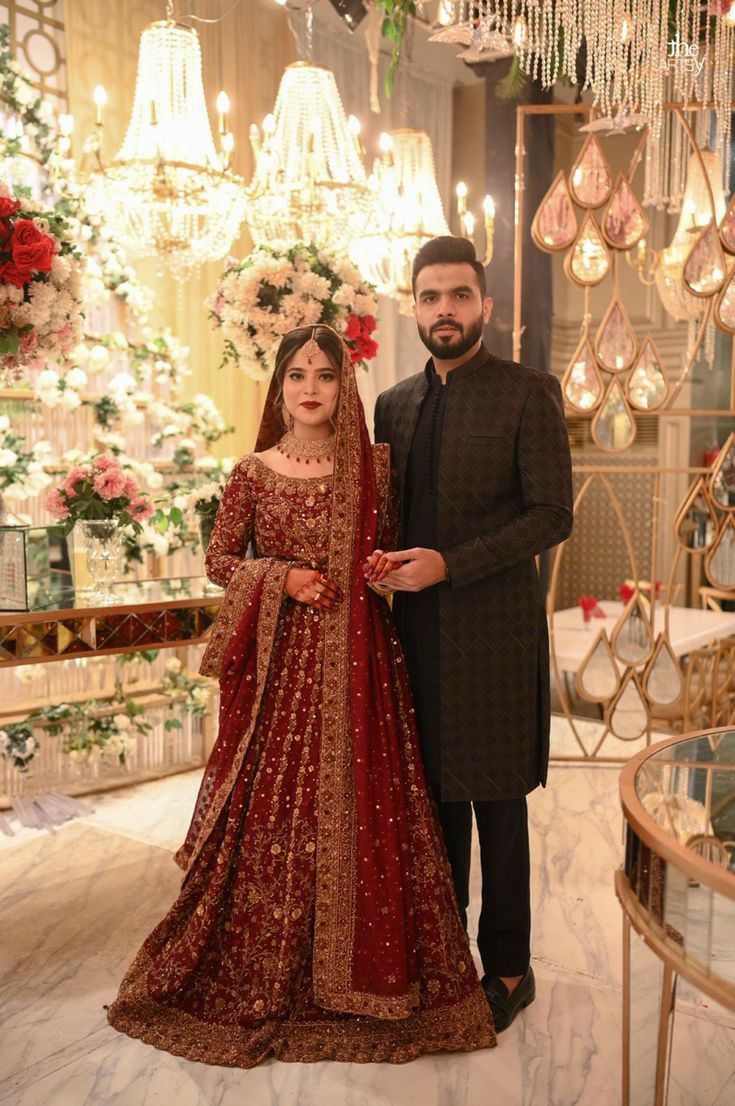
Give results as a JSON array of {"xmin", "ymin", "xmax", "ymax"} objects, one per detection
[
  {"xmin": 617, "ymin": 728, "xmax": 735, "ymax": 1106},
  {"xmin": 0, "ymin": 574, "xmax": 222, "ymax": 666}
]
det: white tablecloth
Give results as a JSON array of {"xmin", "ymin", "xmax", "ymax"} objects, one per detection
[{"xmin": 549, "ymin": 600, "xmax": 735, "ymax": 673}]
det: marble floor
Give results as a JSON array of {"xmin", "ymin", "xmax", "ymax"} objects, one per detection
[{"xmin": 0, "ymin": 765, "xmax": 733, "ymax": 1106}]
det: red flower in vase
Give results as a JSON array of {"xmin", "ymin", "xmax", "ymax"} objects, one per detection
[
  {"xmin": 577, "ymin": 595, "xmax": 599, "ymax": 622},
  {"xmin": 619, "ymin": 583, "xmax": 635, "ymax": 605}
]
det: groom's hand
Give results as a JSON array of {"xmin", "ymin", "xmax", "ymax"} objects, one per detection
[{"xmin": 366, "ymin": 547, "xmax": 448, "ymax": 592}]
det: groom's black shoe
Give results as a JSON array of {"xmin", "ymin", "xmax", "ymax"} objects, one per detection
[{"xmin": 482, "ymin": 965, "xmax": 535, "ymax": 1032}]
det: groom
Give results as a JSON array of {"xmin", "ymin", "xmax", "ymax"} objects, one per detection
[{"xmin": 367, "ymin": 236, "xmax": 573, "ymax": 1030}]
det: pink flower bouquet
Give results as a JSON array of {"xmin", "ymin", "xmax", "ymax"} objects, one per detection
[{"xmin": 45, "ymin": 453, "xmax": 154, "ymax": 536}]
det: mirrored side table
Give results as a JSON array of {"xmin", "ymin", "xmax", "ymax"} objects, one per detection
[{"xmin": 617, "ymin": 728, "xmax": 735, "ymax": 1106}]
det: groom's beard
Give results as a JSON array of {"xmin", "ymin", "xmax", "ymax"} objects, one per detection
[{"xmin": 417, "ymin": 313, "xmax": 485, "ymax": 361}]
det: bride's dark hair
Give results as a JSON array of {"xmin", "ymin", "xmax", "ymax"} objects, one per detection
[{"xmin": 271, "ymin": 325, "xmax": 345, "ymax": 429}]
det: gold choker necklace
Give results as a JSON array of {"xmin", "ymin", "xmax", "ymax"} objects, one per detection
[{"xmin": 275, "ymin": 431, "xmax": 336, "ymax": 465}]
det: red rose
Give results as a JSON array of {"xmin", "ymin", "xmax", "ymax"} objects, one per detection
[
  {"xmin": 0, "ymin": 258, "xmax": 32, "ymax": 288},
  {"xmin": 0, "ymin": 197, "xmax": 21, "ymax": 218},
  {"xmin": 11, "ymin": 219, "xmax": 55, "ymax": 274},
  {"xmin": 344, "ymin": 313, "xmax": 362, "ymax": 340},
  {"xmin": 0, "ymin": 219, "xmax": 13, "ymax": 252},
  {"xmin": 357, "ymin": 335, "xmax": 378, "ymax": 361},
  {"xmin": 361, "ymin": 314, "xmax": 377, "ymax": 335}
]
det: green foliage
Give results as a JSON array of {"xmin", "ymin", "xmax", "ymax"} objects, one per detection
[
  {"xmin": 495, "ymin": 54, "xmax": 529, "ymax": 100},
  {"xmin": 375, "ymin": 1, "xmax": 417, "ymax": 96}
]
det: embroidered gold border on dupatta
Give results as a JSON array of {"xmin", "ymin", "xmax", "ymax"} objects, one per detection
[
  {"xmin": 311, "ymin": 362, "xmax": 418, "ymax": 1021},
  {"xmin": 180, "ymin": 558, "xmax": 290, "ymax": 872}
]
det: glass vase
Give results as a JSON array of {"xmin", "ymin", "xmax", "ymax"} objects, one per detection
[{"xmin": 79, "ymin": 519, "xmax": 125, "ymax": 604}]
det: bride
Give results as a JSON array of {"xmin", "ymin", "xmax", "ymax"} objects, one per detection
[{"xmin": 107, "ymin": 324, "xmax": 495, "ymax": 1065}]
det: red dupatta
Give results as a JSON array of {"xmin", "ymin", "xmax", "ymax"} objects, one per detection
[{"xmin": 180, "ymin": 332, "xmax": 420, "ymax": 1020}]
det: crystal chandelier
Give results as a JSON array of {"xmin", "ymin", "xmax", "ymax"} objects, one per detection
[
  {"xmin": 432, "ymin": 1, "xmax": 735, "ymax": 191},
  {"xmin": 246, "ymin": 61, "xmax": 372, "ymax": 249},
  {"xmin": 655, "ymin": 148, "xmax": 727, "ymax": 322},
  {"xmin": 351, "ymin": 128, "xmax": 449, "ymax": 312},
  {"xmin": 86, "ymin": 13, "xmax": 247, "ymax": 279}
]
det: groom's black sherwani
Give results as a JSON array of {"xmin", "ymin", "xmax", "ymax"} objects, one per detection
[{"xmin": 375, "ymin": 343, "xmax": 573, "ymax": 803}]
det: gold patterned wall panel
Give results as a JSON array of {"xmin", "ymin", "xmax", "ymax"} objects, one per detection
[
  {"xmin": 552, "ymin": 454, "xmax": 658, "ymax": 612},
  {"xmin": 0, "ymin": 0, "xmax": 66, "ymax": 105}
]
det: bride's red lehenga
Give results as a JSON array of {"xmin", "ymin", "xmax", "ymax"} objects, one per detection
[{"xmin": 107, "ymin": 342, "xmax": 495, "ymax": 1066}]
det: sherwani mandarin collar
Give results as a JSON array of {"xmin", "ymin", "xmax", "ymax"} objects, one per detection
[{"xmin": 423, "ymin": 342, "xmax": 494, "ymax": 386}]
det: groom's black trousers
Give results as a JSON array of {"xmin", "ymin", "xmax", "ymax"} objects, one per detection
[{"xmin": 428, "ymin": 780, "xmax": 531, "ymax": 979}]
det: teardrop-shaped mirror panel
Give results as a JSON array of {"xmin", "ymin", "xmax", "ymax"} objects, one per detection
[
  {"xmin": 607, "ymin": 670, "xmax": 649, "ymax": 740},
  {"xmin": 595, "ymin": 298, "xmax": 637, "ymax": 372},
  {"xmin": 704, "ymin": 516, "xmax": 735, "ymax": 588},
  {"xmin": 531, "ymin": 171, "xmax": 578, "ymax": 252},
  {"xmin": 709, "ymin": 432, "xmax": 735, "ymax": 510},
  {"xmin": 611, "ymin": 594, "xmax": 654, "ymax": 666},
  {"xmin": 643, "ymin": 634, "xmax": 683, "ymax": 707},
  {"xmin": 626, "ymin": 336, "xmax": 669, "ymax": 411},
  {"xmin": 591, "ymin": 377, "xmax": 637, "ymax": 451},
  {"xmin": 602, "ymin": 173, "xmax": 648, "ymax": 250},
  {"xmin": 575, "ymin": 629, "xmax": 621, "ymax": 703},
  {"xmin": 569, "ymin": 134, "xmax": 613, "ymax": 209},
  {"xmin": 674, "ymin": 477, "xmax": 718, "ymax": 552},
  {"xmin": 719, "ymin": 192, "xmax": 735, "ymax": 254},
  {"xmin": 562, "ymin": 336, "xmax": 604, "ymax": 412},
  {"xmin": 714, "ymin": 265, "xmax": 735, "ymax": 333},
  {"xmin": 564, "ymin": 213, "xmax": 610, "ymax": 286},
  {"xmin": 683, "ymin": 222, "xmax": 727, "ymax": 297}
]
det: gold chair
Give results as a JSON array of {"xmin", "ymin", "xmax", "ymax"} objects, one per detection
[
  {"xmin": 712, "ymin": 636, "xmax": 735, "ymax": 727},
  {"xmin": 698, "ymin": 586, "xmax": 735, "ymax": 611}
]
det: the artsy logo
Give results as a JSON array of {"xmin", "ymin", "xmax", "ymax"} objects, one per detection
[{"xmin": 661, "ymin": 33, "xmax": 707, "ymax": 78}]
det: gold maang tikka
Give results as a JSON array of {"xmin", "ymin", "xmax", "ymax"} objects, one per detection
[{"xmin": 302, "ymin": 327, "xmax": 320, "ymax": 363}]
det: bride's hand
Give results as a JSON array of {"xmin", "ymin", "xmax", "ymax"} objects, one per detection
[
  {"xmin": 363, "ymin": 549, "xmax": 396, "ymax": 582},
  {"xmin": 284, "ymin": 568, "xmax": 341, "ymax": 609}
]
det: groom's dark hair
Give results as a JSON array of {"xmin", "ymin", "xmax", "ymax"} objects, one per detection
[{"xmin": 411, "ymin": 236, "xmax": 486, "ymax": 298}]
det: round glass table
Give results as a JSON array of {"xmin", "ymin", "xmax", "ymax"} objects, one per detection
[{"xmin": 617, "ymin": 728, "xmax": 735, "ymax": 1106}]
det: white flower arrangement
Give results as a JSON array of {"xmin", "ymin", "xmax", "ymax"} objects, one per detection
[
  {"xmin": 207, "ymin": 242, "xmax": 378, "ymax": 381},
  {"xmin": 0, "ymin": 415, "xmax": 51, "ymax": 502},
  {"xmin": 34, "ymin": 366, "xmax": 86, "ymax": 410},
  {"xmin": 150, "ymin": 394, "xmax": 233, "ymax": 465}
]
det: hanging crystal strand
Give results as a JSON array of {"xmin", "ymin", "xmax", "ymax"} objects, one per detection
[
  {"xmin": 713, "ymin": 15, "xmax": 734, "ymax": 196},
  {"xmin": 643, "ymin": 127, "xmax": 655, "ymax": 208},
  {"xmin": 704, "ymin": 320, "xmax": 716, "ymax": 371},
  {"xmin": 669, "ymin": 110, "xmax": 685, "ymax": 213},
  {"xmin": 686, "ymin": 317, "xmax": 698, "ymax": 366}
]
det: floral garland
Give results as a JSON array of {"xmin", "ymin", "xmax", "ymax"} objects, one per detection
[
  {"xmin": 1, "ymin": 662, "xmax": 213, "ymax": 772},
  {"xmin": 0, "ymin": 186, "xmax": 85, "ymax": 382},
  {"xmin": 0, "ymin": 413, "xmax": 51, "ymax": 503},
  {"xmin": 207, "ymin": 242, "xmax": 378, "ymax": 381},
  {"xmin": 149, "ymin": 394, "xmax": 234, "ymax": 466},
  {"xmin": 0, "ymin": 25, "xmax": 56, "ymax": 166},
  {"xmin": 0, "ymin": 721, "xmax": 38, "ymax": 772}
]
